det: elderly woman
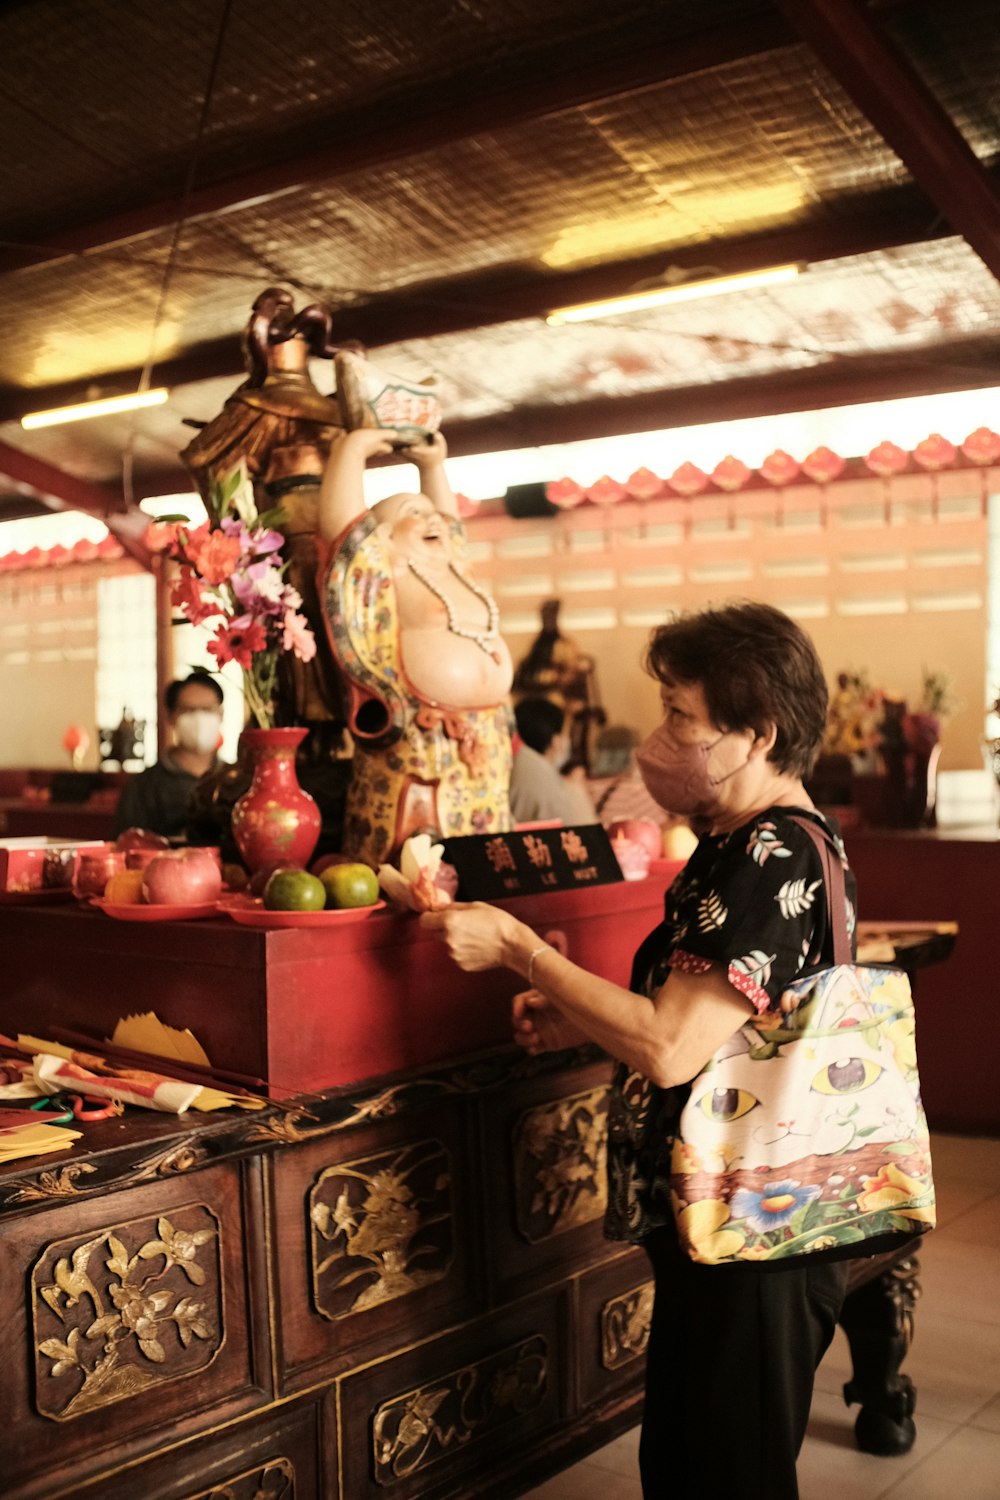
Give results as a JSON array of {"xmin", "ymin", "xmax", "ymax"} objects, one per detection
[{"xmin": 422, "ymin": 601, "xmax": 855, "ymax": 1500}]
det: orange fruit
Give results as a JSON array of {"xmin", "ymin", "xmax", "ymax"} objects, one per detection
[
  {"xmin": 263, "ymin": 867, "xmax": 327, "ymax": 912},
  {"xmin": 221, "ymin": 862, "xmax": 249, "ymax": 892},
  {"xmin": 320, "ymin": 862, "xmax": 379, "ymax": 909},
  {"xmin": 104, "ymin": 869, "xmax": 146, "ymax": 905}
]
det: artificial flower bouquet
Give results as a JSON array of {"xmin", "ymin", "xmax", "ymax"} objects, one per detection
[{"xmin": 152, "ymin": 465, "xmax": 316, "ymax": 727}]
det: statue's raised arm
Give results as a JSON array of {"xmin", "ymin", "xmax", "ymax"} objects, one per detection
[{"xmin": 318, "ymin": 427, "xmax": 395, "ymax": 544}]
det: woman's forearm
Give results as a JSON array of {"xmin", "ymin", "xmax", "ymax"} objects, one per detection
[
  {"xmin": 501, "ymin": 924, "xmax": 666, "ymax": 1079},
  {"xmin": 501, "ymin": 923, "xmax": 748, "ymax": 1088}
]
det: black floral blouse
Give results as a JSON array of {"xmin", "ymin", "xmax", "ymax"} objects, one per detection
[{"xmin": 604, "ymin": 806, "xmax": 856, "ymax": 1244}]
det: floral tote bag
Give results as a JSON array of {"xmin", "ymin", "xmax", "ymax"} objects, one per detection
[{"xmin": 670, "ymin": 818, "xmax": 935, "ymax": 1265}]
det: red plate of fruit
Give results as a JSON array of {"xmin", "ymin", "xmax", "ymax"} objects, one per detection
[
  {"xmin": 217, "ymin": 894, "xmax": 386, "ymax": 928},
  {"xmin": 93, "ymin": 900, "xmax": 220, "ymax": 922}
]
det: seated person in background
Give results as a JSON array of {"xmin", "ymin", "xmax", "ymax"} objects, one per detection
[
  {"xmin": 509, "ymin": 697, "xmax": 594, "ymax": 825},
  {"xmin": 114, "ymin": 672, "xmax": 226, "ymax": 838}
]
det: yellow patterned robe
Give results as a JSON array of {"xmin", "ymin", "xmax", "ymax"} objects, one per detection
[{"xmin": 322, "ymin": 510, "xmax": 512, "ymax": 866}]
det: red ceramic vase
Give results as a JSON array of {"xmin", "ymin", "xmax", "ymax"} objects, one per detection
[{"xmin": 231, "ymin": 727, "xmax": 321, "ymax": 873}]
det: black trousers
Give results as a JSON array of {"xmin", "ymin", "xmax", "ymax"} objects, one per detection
[{"xmin": 640, "ymin": 1225, "xmax": 849, "ymax": 1500}]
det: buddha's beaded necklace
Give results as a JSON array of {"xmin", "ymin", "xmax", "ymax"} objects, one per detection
[{"xmin": 407, "ymin": 558, "xmax": 502, "ymax": 663}]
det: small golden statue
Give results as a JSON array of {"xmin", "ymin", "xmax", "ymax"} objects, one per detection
[{"xmin": 512, "ymin": 598, "xmax": 604, "ymax": 769}]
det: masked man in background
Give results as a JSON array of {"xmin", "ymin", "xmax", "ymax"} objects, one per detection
[{"xmin": 113, "ymin": 672, "xmax": 226, "ymax": 838}]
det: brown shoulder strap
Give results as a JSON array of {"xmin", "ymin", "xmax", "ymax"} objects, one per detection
[{"xmin": 788, "ymin": 814, "xmax": 852, "ymax": 967}]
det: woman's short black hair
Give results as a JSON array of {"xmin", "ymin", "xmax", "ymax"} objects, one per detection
[
  {"xmin": 164, "ymin": 671, "xmax": 224, "ymax": 713},
  {"xmin": 644, "ymin": 602, "xmax": 828, "ymax": 777}
]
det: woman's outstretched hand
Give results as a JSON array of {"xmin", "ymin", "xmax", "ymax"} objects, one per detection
[
  {"xmin": 419, "ymin": 901, "xmax": 521, "ymax": 971},
  {"xmin": 512, "ymin": 989, "xmax": 589, "ymax": 1055}
]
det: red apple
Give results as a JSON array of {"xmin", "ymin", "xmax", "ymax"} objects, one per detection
[
  {"xmin": 141, "ymin": 848, "xmax": 222, "ymax": 906},
  {"xmin": 608, "ymin": 818, "xmax": 662, "ymax": 863},
  {"xmin": 115, "ymin": 827, "xmax": 171, "ymax": 853}
]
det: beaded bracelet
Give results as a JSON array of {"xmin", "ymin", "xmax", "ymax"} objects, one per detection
[{"xmin": 527, "ymin": 943, "xmax": 551, "ymax": 988}]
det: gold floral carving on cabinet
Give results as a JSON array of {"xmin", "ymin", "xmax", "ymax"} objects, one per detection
[
  {"xmin": 309, "ymin": 1138, "xmax": 453, "ymax": 1319},
  {"xmin": 372, "ymin": 1334, "xmax": 547, "ymax": 1484},
  {"xmin": 183, "ymin": 1457, "xmax": 294, "ymax": 1499},
  {"xmin": 601, "ymin": 1279, "xmax": 654, "ymax": 1369},
  {"xmin": 31, "ymin": 1204, "xmax": 222, "ymax": 1420},
  {"xmin": 513, "ymin": 1086, "xmax": 608, "ymax": 1243}
]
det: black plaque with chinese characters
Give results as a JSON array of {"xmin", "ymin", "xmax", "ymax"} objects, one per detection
[{"xmin": 443, "ymin": 826, "xmax": 624, "ymax": 900}]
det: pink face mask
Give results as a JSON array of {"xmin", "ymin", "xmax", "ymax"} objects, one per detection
[{"xmin": 636, "ymin": 729, "xmax": 744, "ymax": 814}]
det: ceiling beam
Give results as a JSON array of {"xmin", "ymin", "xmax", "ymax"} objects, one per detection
[
  {"xmin": 0, "ymin": 10, "xmax": 797, "ymax": 275},
  {"xmin": 439, "ymin": 346, "xmax": 1000, "ymax": 459},
  {"xmin": 775, "ymin": 0, "xmax": 1000, "ymax": 283},
  {"xmin": 0, "ymin": 184, "xmax": 950, "ymax": 425}
]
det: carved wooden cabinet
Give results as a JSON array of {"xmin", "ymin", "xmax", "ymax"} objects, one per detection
[{"xmin": 0, "ymin": 1046, "xmax": 647, "ymax": 1500}]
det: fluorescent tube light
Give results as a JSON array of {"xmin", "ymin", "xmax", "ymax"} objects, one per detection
[
  {"xmin": 21, "ymin": 388, "xmax": 170, "ymax": 429},
  {"xmin": 545, "ymin": 264, "xmax": 802, "ymax": 326}
]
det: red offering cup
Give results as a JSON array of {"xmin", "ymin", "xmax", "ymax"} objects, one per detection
[{"xmin": 73, "ymin": 848, "xmax": 126, "ymax": 899}]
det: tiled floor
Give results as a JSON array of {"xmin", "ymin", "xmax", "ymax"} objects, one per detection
[{"xmin": 521, "ymin": 1133, "xmax": 1000, "ymax": 1500}]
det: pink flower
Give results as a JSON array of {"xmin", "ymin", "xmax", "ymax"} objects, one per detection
[
  {"xmin": 207, "ymin": 617, "xmax": 269, "ymax": 670},
  {"xmin": 171, "ymin": 566, "xmax": 224, "ymax": 626},
  {"xmin": 282, "ymin": 610, "xmax": 316, "ymax": 662}
]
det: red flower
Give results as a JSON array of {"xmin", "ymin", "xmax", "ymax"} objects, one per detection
[
  {"xmin": 170, "ymin": 566, "xmax": 223, "ymax": 626},
  {"xmin": 206, "ymin": 617, "xmax": 269, "ymax": 670},
  {"xmin": 184, "ymin": 525, "xmax": 243, "ymax": 584}
]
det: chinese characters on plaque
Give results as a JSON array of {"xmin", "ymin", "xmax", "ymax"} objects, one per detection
[{"xmin": 443, "ymin": 825, "xmax": 623, "ymax": 900}]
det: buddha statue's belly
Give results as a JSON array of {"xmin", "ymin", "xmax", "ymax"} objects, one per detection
[{"xmin": 400, "ymin": 627, "xmax": 513, "ymax": 708}]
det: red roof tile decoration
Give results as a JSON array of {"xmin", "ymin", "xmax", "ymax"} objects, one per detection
[
  {"xmin": 0, "ymin": 534, "xmax": 124, "ymax": 571},
  {"xmin": 586, "ymin": 475, "xmax": 628, "ymax": 506},
  {"xmin": 669, "ymin": 462, "xmax": 709, "ymax": 497},
  {"xmin": 545, "ymin": 478, "xmax": 587, "ymax": 509},
  {"xmin": 961, "ymin": 427, "xmax": 1000, "ymax": 466},
  {"xmin": 540, "ymin": 427, "xmax": 1000, "ymax": 508},
  {"xmin": 759, "ymin": 449, "xmax": 801, "ymax": 486},
  {"xmin": 913, "ymin": 433, "xmax": 958, "ymax": 471},
  {"xmin": 865, "ymin": 440, "xmax": 909, "ymax": 477},
  {"xmin": 626, "ymin": 467, "xmax": 665, "ymax": 501},
  {"xmin": 712, "ymin": 455, "xmax": 753, "ymax": 492},
  {"xmin": 802, "ymin": 446, "xmax": 846, "ymax": 484}
]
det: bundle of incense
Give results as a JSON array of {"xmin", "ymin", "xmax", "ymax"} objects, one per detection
[
  {"xmin": 46, "ymin": 1026, "xmax": 267, "ymax": 1095},
  {"xmin": 18, "ymin": 1036, "xmax": 267, "ymax": 1114}
]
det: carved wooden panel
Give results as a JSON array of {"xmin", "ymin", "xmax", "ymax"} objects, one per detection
[
  {"xmin": 32, "ymin": 1204, "xmax": 223, "ymax": 1421},
  {"xmin": 513, "ymin": 1084, "xmax": 608, "ymax": 1243},
  {"xmin": 372, "ymin": 1334, "xmax": 548, "ymax": 1486},
  {"xmin": 182, "ymin": 1457, "xmax": 295, "ymax": 1499},
  {"xmin": 67, "ymin": 1402, "xmax": 320, "ymax": 1500},
  {"xmin": 271, "ymin": 1101, "xmax": 480, "ymax": 1390},
  {"xmin": 337, "ymin": 1291, "xmax": 563, "ymax": 1499},
  {"xmin": 480, "ymin": 1056, "xmax": 616, "ymax": 1301},
  {"xmin": 0, "ymin": 1164, "xmax": 270, "ymax": 1497},
  {"xmin": 575, "ymin": 1249, "xmax": 652, "ymax": 1410},
  {"xmin": 310, "ymin": 1137, "xmax": 453, "ymax": 1321}
]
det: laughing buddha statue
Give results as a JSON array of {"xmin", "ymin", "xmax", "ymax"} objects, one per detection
[{"xmin": 319, "ymin": 426, "xmax": 514, "ymax": 866}]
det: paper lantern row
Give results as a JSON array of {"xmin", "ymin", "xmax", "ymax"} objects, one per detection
[{"xmin": 540, "ymin": 427, "xmax": 1000, "ymax": 509}]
